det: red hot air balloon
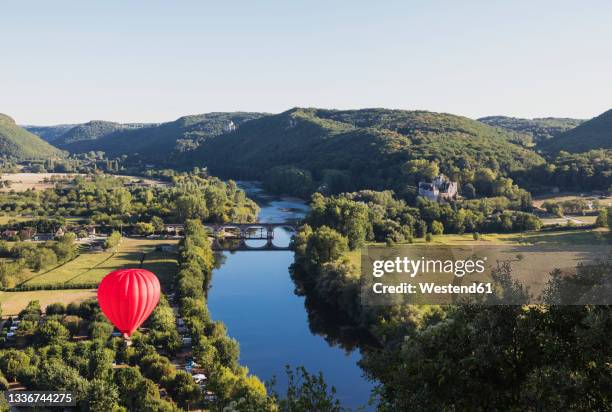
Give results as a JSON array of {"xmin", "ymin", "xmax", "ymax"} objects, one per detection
[{"xmin": 97, "ymin": 268, "xmax": 161, "ymax": 338}]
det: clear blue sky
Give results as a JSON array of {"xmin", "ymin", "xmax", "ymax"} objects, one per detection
[{"xmin": 1, "ymin": 1, "xmax": 610, "ymax": 124}]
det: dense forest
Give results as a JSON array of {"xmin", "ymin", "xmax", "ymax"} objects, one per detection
[
  {"xmin": 54, "ymin": 112, "xmax": 267, "ymax": 162},
  {"xmin": 539, "ymin": 109, "xmax": 612, "ymax": 153},
  {"xmin": 53, "ymin": 121, "xmax": 151, "ymax": 146},
  {"xmin": 478, "ymin": 115, "xmax": 584, "ymax": 145},
  {"xmin": 16, "ymin": 107, "xmax": 611, "ymax": 200},
  {"xmin": 0, "ymin": 114, "xmax": 63, "ymax": 160},
  {"xmin": 185, "ymin": 108, "xmax": 547, "ymax": 195}
]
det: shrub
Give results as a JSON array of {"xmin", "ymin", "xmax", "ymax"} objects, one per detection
[{"xmin": 45, "ymin": 302, "xmax": 66, "ymax": 316}]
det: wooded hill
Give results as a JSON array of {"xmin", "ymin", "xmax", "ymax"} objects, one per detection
[
  {"xmin": 53, "ymin": 120, "xmax": 146, "ymax": 146},
  {"xmin": 0, "ymin": 114, "xmax": 64, "ymax": 160},
  {"xmin": 23, "ymin": 124, "xmax": 76, "ymax": 142},
  {"xmin": 183, "ymin": 108, "xmax": 546, "ymax": 192},
  {"xmin": 539, "ymin": 109, "xmax": 612, "ymax": 153},
  {"xmin": 55, "ymin": 112, "xmax": 266, "ymax": 161},
  {"xmin": 478, "ymin": 116, "xmax": 584, "ymax": 145}
]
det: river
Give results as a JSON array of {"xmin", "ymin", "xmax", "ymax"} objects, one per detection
[{"xmin": 207, "ymin": 182, "xmax": 374, "ymax": 410}]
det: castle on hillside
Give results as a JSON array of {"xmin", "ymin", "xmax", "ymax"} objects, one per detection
[
  {"xmin": 223, "ymin": 120, "xmax": 236, "ymax": 133},
  {"xmin": 418, "ymin": 175, "xmax": 458, "ymax": 202}
]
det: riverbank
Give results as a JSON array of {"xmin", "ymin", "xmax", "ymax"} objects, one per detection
[{"xmin": 207, "ymin": 182, "xmax": 375, "ymax": 410}]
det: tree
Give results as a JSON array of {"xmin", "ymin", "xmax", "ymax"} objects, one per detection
[
  {"xmin": 402, "ymin": 159, "xmax": 439, "ymax": 184},
  {"xmin": 115, "ymin": 368, "xmax": 161, "ymax": 411},
  {"xmin": 264, "ymin": 166, "xmax": 314, "ymax": 198},
  {"xmin": 135, "ymin": 222, "xmax": 155, "ymax": 236},
  {"xmin": 45, "ymin": 302, "xmax": 66, "ymax": 316},
  {"xmin": 168, "ymin": 371, "xmax": 201, "ymax": 410},
  {"xmin": 0, "ymin": 350, "xmax": 30, "ymax": 382},
  {"xmin": 89, "ymin": 321, "xmax": 114, "ymax": 340},
  {"xmin": 106, "ymin": 188, "xmax": 132, "ymax": 214},
  {"xmin": 175, "ymin": 194, "xmax": 208, "ymax": 222},
  {"xmin": 36, "ymin": 319, "xmax": 70, "ymax": 346},
  {"xmin": 88, "ymin": 348, "xmax": 114, "ymax": 381},
  {"xmin": 31, "ymin": 248, "xmax": 57, "ymax": 271},
  {"xmin": 463, "ymin": 183, "xmax": 477, "ymax": 199},
  {"xmin": 416, "ymin": 220, "xmax": 428, "ymax": 238},
  {"xmin": 87, "ymin": 379, "xmax": 119, "ymax": 412},
  {"xmin": 431, "ymin": 220, "xmax": 444, "ymax": 235},
  {"xmin": 104, "ymin": 231, "xmax": 121, "ymax": 250},
  {"xmin": 19, "ymin": 300, "xmax": 42, "ymax": 319},
  {"xmin": 273, "ymin": 366, "xmax": 343, "ymax": 412},
  {"xmin": 140, "ymin": 355, "xmax": 176, "ymax": 383},
  {"xmin": 595, "ymin": 208, "xmax": 608, "ymax": 227},
  {"xmin": 151, "ymin": 216, "xmax": 165, "ymax": 233},
  {"xmin": 305, "ymin": 226, "xmax": 349, "ymax": 266},
  {"xmin": 37, "ymin": 360, "xmax": 89, "ymax": 403}
]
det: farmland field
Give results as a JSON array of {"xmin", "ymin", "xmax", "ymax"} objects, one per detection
[
  {"xmin": 0, "ymin": 289, "xmax": 97, "ymax": 316},
  {"xmin": 532, "ymin": 192, "xmax": 612, "ymax": 209},
  {"xmin": 0, "ymin": 172, "xmax": 168, "ymax": 192},
  {"xmin": 142, "ymin": 250, "xmax": 178, "ymax": 283},
  {"xmin": 24, "ymin": 238, "xmax": 179, "ymax": 285},
  {"xmin": 347, "ymin": 228, "xmax": 610, "ymax": 277}
]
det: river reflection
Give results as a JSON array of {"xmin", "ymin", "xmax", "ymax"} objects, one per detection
[{"xmin": 207, "ymin": 182, "xmax": 374, "ymax": 410}]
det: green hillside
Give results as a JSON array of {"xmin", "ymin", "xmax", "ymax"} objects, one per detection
[
  {"xmin": 23, "ymin": 124, "xmax": 76, "ymax": 142},
  {"xmin": 0, "ymin": 114, "xmax": 64, "ymax": 160},
  {"xmin": 186, "ymin": 108, "xmax": 545, "ymax": 193},
  {"xmin": 54, "ymin": 120, "xmax": 129, "ymax": 146},
  {"xmin": 59, "ymin": 112, "xmax": 267, "ymax": 161},
  {"xmin": 478, "ymin": 116, "xmax": 584, "ymax": 145},
  {"xmin": 539, "ymin": 109, "xmax": 612, "ymax": 153}
]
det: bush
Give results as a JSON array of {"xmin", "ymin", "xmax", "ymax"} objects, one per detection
[
  {"xmin": 104, "ymin": 231, "xmax": 121, "ymax": 250},
  {"xmin": 431, "ymin": 220, "xmax": 444, "ymax": 235},
  {"xmin": 89, "ymin": 321, "xmax": 114, "ymax": 340},
  {"xmin": 0, "ymin": 373, "xmax": 8, "ymax": 390},
  {"xmin": 45, "ymin": 302, "xmax": 66, "ymax": 316},
  {"xmin": 425, "ymin": 233, "xmax": 433, "ymax": 242},
  {"xmin": 473, "ymin": 232, "xmax": 480, "ymax": 240}
]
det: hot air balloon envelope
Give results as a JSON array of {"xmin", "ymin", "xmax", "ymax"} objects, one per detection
[{"xmin": 97, "ymin": 268, "xmax": 161, "ymax": 337}]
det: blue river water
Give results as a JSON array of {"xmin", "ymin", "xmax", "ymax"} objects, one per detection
[{"xmin": 207, "ymin": 182, "xmax": 374, "ymax": 410}]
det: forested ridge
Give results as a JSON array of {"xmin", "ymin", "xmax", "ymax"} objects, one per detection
[
  {"xmin": 478, "ymin": 115, "xmax": 584, "ymax": 145},
  {"xmin": 14, "ymin": 107, "xmax": 611, "ymax": 199},
  {"xmin": 55, "ymin": 112, "xmax": 267, "ymax": 161},
  {"xmin": 540, "ymin": 108, "xmax": 612, "ymax": 153},
  {"xmin": 0, "ymin": 114, "xmax": 64, "ymax": 160},
  {"xmin": 185, "ymin": 108, "xmax": 548, "ymax": 196}
]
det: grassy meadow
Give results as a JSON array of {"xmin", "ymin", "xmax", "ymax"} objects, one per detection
[
  {"xmin": 0, "ymin": 238, "xmax": 179, "ymax": 316},
  {"xmin": 25, "ymin": 238, "xmax": 179, "ymax": 285},
  {"xmin": 0, "ymin": 289, "xmax": 97, "ymax": 316}
]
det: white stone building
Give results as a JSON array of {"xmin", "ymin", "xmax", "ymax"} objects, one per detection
[{"xmin": 418, "ymin": 175, "xmax": 458, "ymax": 202}]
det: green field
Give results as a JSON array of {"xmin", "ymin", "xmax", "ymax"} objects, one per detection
[
  {"xmin": 24, "ymin": 238, "xmax": 179, "ymax": 285},
  {"xmin": 347, "ymin": 228, "xmax": 610, "ymax": 274},
  {"xmin": 142, "ymin": 250, "xmax": 179, "ymax": 286},
  {"xmin": 0, "ymin": 289, "xmax": 97, "ymax": 316}
]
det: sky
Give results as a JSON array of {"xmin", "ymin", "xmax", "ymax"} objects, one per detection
[{"xmin": 1, "ymin": 0, "xmax": 611, "ymax": 125}]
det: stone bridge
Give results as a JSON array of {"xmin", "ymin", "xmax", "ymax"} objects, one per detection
[
  {"xmin": 205, "ymin": 223, "xmax": 296, "ymax": 240},
  {"xmin": 164, "ymin": 223, "xmax": 297, "ymax": 251}
]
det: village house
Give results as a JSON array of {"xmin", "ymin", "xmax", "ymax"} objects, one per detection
[
  {"xmin": 1, "ymin": 229, "xmax": 19, "ymax": 240},
  {"xmin": 418, "ymin": 175, "xmax": 458, "ymax": 202}
]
